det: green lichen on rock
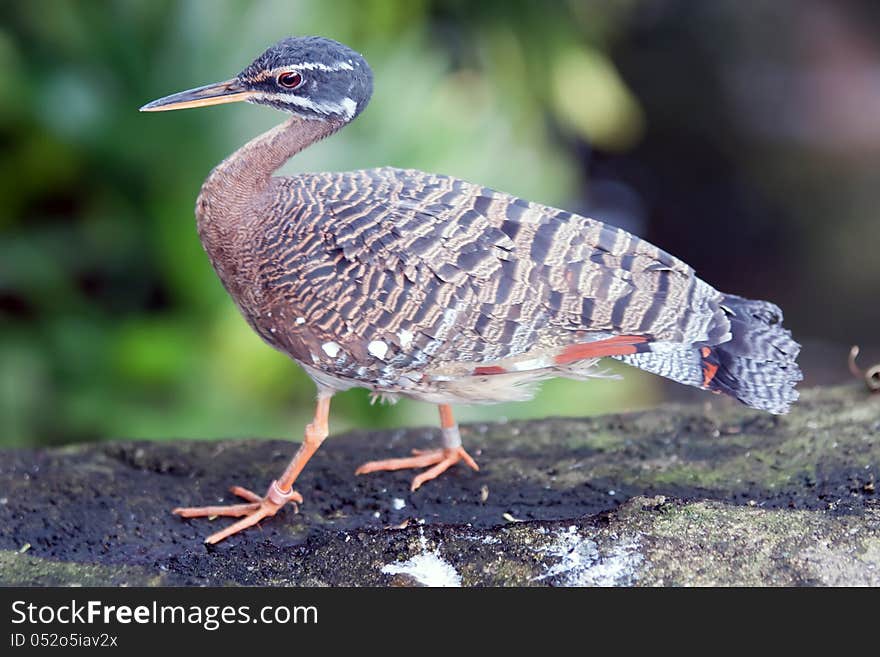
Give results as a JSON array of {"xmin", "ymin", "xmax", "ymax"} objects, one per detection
[
  {"xmin": 0, "ymin": 551, "xmax": 167, "ymax": 587},
  {"xmin": 612, "ymin": 497, "xmax": 880, "ymax": 586},
  {"xmin": 0, "ymin": 384, "xmax": 877, "ymax": 586}
]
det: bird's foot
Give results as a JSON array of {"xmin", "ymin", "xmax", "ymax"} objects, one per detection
[
  {"xmin": 172, "ymin": 481, "xmax": 303, "ymax": 544},
  {"xmin": 355, "ymin": 446, "xmax": 479, "ymax": 491}
]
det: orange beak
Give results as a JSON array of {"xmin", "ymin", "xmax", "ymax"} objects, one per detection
[{"xmin": 140, "ymin": 79, "xmax": 254, "ymax": 112}]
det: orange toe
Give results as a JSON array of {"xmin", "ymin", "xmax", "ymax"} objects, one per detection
[
  {"xmin": 355, "ymin": 446, "xmax": 479, "ymax": 491},
  {"xmin": 172, "ymin": 480, "xmax": 302, "ymax": 543}
]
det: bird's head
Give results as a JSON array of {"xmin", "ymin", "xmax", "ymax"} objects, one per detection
[{"xmin": 141, "ymin": 36, "xmax": 373, "ymax": 122}]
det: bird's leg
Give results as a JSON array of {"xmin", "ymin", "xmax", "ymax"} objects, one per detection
[
  {"xmin": 355, "ymin": 403, "xmax": 479, "ymax": 491},
  {"xmin": 173, "ymin": 394, "xmax": 332, "ymax": 544}
]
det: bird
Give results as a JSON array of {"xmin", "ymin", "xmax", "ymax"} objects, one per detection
[{"xmin": 141, "ymin": 36, "xmax": 802, "ymax": 544}]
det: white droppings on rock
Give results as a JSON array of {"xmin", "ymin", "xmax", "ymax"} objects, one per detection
[
  {"xmin": 392, "ymin": 497, "xmax": 406, "ymax": 510},
  {"xmin": 397, "ymin": 329, "xmax": 414, "ymax": 349},
  {"xmin": 295, "ymin": 317, "xmax": 305, "ymax": 325},
  {"xmin": 381, "ymin": 554, "xmax": 461, "ymax": 587},
  {"xmin": 534, "ymin": 526, "xmax": 643, "ymax": 586},
  {"xmin": 322, "ymin": 341, "xmax": 341, "ymax": 358},
  {"xmin": 381, "ymin": 528, "xmax": 462, "ymax": 587},
  {"xmin": 368, "ymin": 340, "xmax": 388, "ymax": 359}
]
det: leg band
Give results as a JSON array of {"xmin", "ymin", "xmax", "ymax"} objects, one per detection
[
  {"xmin": 441, "ymin": 425, "xmax": 462, "ymax": 449},
  {"xmin": 266, "ymin": 480, "xmax": 298, "ymax": 506}
]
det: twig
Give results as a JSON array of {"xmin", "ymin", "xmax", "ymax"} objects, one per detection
[{"xmin": 849, "ymin": 346, "xmax": 880, "ymax": 393}]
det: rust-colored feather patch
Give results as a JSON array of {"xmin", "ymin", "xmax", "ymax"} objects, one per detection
[
  {"xmin": 473, "ymin": 365, "xmax": 509, "ymax": 375},
  {"xmin": 553, "ymin": 334, "xmax": 649, "ymax": 365},
  {"xmin": 700, "ymin": 346, "xmax": 720, "ymax": 388}
]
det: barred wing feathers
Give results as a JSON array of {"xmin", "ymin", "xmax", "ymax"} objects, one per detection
[{"xmin": 257, "ymin": 167, "xmax": 800, "ymax": 412}]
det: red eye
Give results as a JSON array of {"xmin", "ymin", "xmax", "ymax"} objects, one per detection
[{"xmin": 277, "ymin": 71, "xmax": 303, "ymax": 89}]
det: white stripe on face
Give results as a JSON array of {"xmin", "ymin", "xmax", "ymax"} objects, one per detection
[
  {"xmin": 258, "ymin": 61, "xmax": 355, "ymax": 80},
  {"xmin": 296, "ymin": 60, "xmax": 355, "ymax": 71},
  {"xmin": 250, "ymin": 92, "xmax": 357, "ymax": 119}
]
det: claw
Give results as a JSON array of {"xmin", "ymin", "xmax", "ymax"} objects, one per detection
[
  {"xmin": 355, "ymin": 446, "xmax": 480, "ymax": 491},
  {"xmin": 172, "ymin": 394, "xmax": 332, "ymax": 544},
  {"xmin": 172, "ymin": 480, "xmax": 302, "ymax": 543}
]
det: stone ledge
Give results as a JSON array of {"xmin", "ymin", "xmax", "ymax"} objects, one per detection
[{"xmin": 1, "ymin": 384, "xmax": 877, "ymax": 586}]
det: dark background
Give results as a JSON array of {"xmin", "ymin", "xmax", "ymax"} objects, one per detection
[{"xmin": 1, "ymin": 0, "xmax": 877, "ymax": 448}]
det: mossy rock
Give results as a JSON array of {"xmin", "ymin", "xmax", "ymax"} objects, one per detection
[{"xmin": 1, "ymin": 384, "xmax": 877, "ymax": 586}]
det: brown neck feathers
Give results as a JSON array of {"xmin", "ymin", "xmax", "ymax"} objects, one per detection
[{"xmin": 195, "ymin": 116, "xmax": 342, "ymax": 242}]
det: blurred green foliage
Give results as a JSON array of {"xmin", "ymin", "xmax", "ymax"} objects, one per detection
[
  {"xmin": 0, "ymin": 0, "xmax": 658, "ymax": 447},
  {"xmin": 6, "ymin": 1, "xmax": 878, "ymax": 449}
]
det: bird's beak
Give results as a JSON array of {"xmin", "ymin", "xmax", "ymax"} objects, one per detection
[{"xmin": 140, "ymin": 79, "xmax": 254, "ymax": 112}]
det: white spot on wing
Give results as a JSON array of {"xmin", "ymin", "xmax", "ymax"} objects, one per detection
[
  {"xmin": 295, "ymin": 317, "xmax": 305, "ymax": 325},
  {"xmin": 510, "ymin": 357, "xmax": 550, "ymax": 372},
  {"xmin": 397, "ymin": 329, "xmax": 414, "ymax": 349},
  {"xmin": 368, "ymin": 340, "xmax": 388, "ymax": 359},
  {"xmin": 322, "ymin": 341, "xmax": 341, "ymax": 358}
]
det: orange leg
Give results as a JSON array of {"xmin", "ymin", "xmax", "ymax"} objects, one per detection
[
  {"xmin": 173, "ymin": 394, "xmax": 332, "ymax": 544},
  {"xmin": 355, "ymin": 404, "xmax": 479, "ymax": 491}
]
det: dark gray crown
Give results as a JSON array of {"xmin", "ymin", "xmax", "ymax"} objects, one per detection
[{"xmin": 237, "ymin": 36, "xmax": 373, "ymax": 121}]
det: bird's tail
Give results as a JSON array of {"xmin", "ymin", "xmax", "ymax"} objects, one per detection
[
  {"xmin": 614, "ymin": 293, "xmax": 801, "ymax": 414},
  {"xmin": 699, "ymin": 294, "xmax": 802, "ymax": 414}
]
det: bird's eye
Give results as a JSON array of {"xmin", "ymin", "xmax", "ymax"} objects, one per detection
[{"xmin": 277, "ymin": 71, "xmax": 303, "ymax": 89}]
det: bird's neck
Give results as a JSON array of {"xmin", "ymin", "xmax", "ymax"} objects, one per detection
[{"xmin": 195, "ymin": 116, "xmax": 342, "ymax": 242}]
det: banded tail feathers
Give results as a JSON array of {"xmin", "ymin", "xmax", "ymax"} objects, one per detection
[
  {"xmin": 615, "ymin": 293, "xmax": 801, "ymax": 414},
  {"xmin": 701, "ymin": 294, "xmax": 801, "ymax": 414}
]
